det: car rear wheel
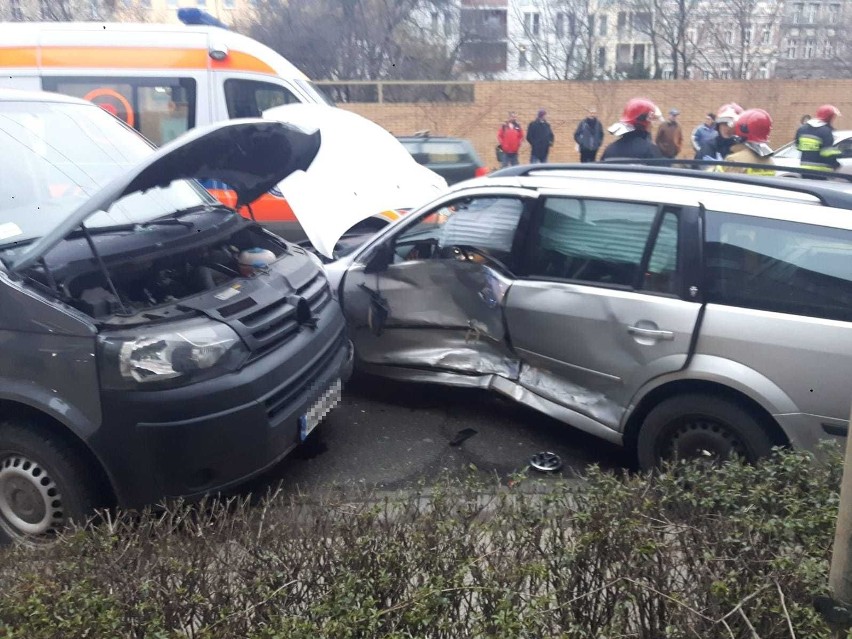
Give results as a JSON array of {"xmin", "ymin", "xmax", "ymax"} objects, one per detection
[
  {"xmin": 637, "ymin": 394, "xmax": 775, "ymax": 471},
  {"xmin": 0, "ymin": 420, "xmax": 100, "ymax": 545}
]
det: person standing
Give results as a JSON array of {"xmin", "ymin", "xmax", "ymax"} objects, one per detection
[
  {"xmin": 526, "ymin": 108, "xmax": 555, "ymax": 163},
  {"xmin": 721, "ymin": 108, "xmax": 776, "ymax": 175},
  {"xmin": 695, "ymin": 102, "xmax": 744, "ymax": 164},
  {"xmin": 655, "ymin": 108, "xmax": 684, "ymax": 158},
  {"xmin": 573, "ymin": 108, "xmax": 604, "ymax": 162},
  {"xmin": 691, "ymin": 113, "xmax": 717, "ymax": 153},
  {"xmin": 795, "ymin": 104, "xmax": 842, "ymax": 173},
  {"xmin": 600, "ymin": 98, "xmax": 663, "ymax": 161},
  {"xmin": 497, "ymin": 112, "xmax": 524, "ymax": 167}
]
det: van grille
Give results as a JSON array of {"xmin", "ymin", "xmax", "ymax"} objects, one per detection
[{"xmin": 264, "ymin": 332, "xmax": 345, "ymax": 421}]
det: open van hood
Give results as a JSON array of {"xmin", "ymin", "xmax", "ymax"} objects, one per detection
[{"xmin": 10, "ymin": 119, "xmax": 321, "ymax": 271}]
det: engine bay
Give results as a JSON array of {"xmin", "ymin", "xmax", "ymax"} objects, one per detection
[{"xmin": 19, "ymin": 214, "xmax": 291, "ymax": 323}]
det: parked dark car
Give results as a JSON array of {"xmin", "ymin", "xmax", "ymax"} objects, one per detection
[{"xmin": 397, "ymin": 135, "xmax": 488, "ymax": 185}]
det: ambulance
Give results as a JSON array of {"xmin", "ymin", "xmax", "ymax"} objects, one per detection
[{"xmin": 0, "ymin": 12, "xmax": 397, "ymax": 240}]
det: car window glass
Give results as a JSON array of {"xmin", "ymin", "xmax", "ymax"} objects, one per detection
[
  {"xmin": 42, "ymin": 77, "xmax": 196, "ymax": 146},
  {"xmin": 527, "ymin": 197, "xmax": 659, "ymax": 287},
  {"xmin": 643, "ymin": 212, "xmax": 679, "ymax": 294},
  {"xmin": 424, "ymin": 141, "xmax": 468, "ymax": 163},
  {"xmin": 705, "ymin": 211, "xmax": 852, "ymax": 322},
  {"xmin": 224, "ymin": 79, "xmax": 299, "ymax": 118},
  {"xmin": 393, "ymin": 197, "xmax": 524, "ymax": 264}
]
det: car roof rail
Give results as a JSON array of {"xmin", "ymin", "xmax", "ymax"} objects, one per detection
[{"xmin": 488, "ymin": 159, "xmax": 852, "ymax": 209}]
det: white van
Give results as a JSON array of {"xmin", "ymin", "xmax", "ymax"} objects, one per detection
[{"xmin": 0, "ymin": 19, "xmax": 338, "ymax": 237}]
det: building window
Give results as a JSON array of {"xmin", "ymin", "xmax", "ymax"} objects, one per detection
[
  {"xmin": 597, "ymin": 46, "xmax": 606, "ymax": 68},
  {"xmin": 10, "ymin": 0, "xmax": 23, "ymax": 20},
  {"xmin": 829, "ymin": 3, "xmax": 841, "ymax": 23},
  {"xmin": 519, "ymin": 48, "xmax": 528, "ymax": 69},
  {"xmin": 702, "ymin": 69, "xmax": 712, "ymax": 79},
  {"xmin": 724, "ymin": 30, "xmax": 734, "ymax": 44},
  {"xmin": 556, "ymin": 12, "xmax": 565, "ymax": 37},
  {"xmin": 555, "ymin": 12, "xmax": 575, "ymax": 37},
  {"xmin": 804, "ymin": 3, "xmax": 818, "ymax": 21},
  {"xmin": 762, "ymin": 27, "xmax": 771, "ymax": 44},
  {"xmin": 804, "ymin": 37, "xmax": 816, "ymax": 57},
  {"xmin": 744, "ymin": 27, "xmax": 753, "ymax": 45},
  {"xmin": 662, "ymin": 68, "xmax": 674, "ymax": 79},
  {"xmin": 444, "ymin": 11, "xmax": 454, "ymax": 35},
  {"xmin": 598, "ymin": 15, "xmax": 607, "ymax": 36},
  {"xmin": 617, "ymin": 11, "xmax": 629, "ymax": 33},
  {"xmin": 687, "ymin": 27, "xmax": 697, "ymax": 42},
  {"xmin": 524, "ymin": 12, "xmax": 541, "ymax": 36},
  {"xmin": 633, "ymin": 12, "xmax": 651, "ymax": 32},
  {"xmin": 720, "ymin": 67, "xmax": 733, "ymax": 79},
  {"xmin": 616, "ymin": 43, "xmax": 631, "ymax": 65},
  {"xmin": 791, "ymin": 2, "xmax": 803, "ymax": 23},
  {"xmin": 758, "ymin": 64, "xmax": 769, "ymax": 78},
  {"xmin": 824, "ymin": 39, "xmax": 836, "ymax": 57},
  {"xmin": 786, "ymin": 38, "xmax": 798, "ymax": 58}
]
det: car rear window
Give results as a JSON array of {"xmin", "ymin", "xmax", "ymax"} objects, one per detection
[
  {"xmin": 705, "ymin": 211, "xmax": 852, "ymax": 322},
  {"xmin": 422, "ymin": 141, "xmax": 469, "ymax": 163}
]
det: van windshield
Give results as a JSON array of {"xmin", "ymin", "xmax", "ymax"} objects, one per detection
[{"xmin": 0, "ymin": 100, "xmax": 214, "ymax": 247}]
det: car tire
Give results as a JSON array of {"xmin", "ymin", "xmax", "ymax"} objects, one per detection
[
  {"xmin": 0, "ymin": 420, "xmax": 100, "ymax": 545},
  {"xmin": 637, "ymin": 394, "xmax": 775, "ymax": 471}
]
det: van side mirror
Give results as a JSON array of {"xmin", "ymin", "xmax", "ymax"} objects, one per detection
[{"xmin": 363, "ymin": 242, "xmax": 393, "ymax": 274}]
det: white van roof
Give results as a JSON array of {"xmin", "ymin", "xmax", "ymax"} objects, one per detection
[{"xmin": 0, "ymin": 21, "xmax": 309, "ymax": 81}]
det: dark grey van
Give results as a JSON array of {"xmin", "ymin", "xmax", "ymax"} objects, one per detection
[{"xmin": 0, "ymin": 90, "xmax": 352, "ymax": 542}]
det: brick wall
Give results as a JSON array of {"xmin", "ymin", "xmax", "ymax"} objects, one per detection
[{"xmin": 340, "ymin": 80, "xmax": 852, "ymax": 166}]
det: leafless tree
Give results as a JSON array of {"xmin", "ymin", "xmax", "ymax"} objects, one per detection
[
  {"xmin": 625, "ymin": 0, "xmax": 703, "ymax": 78},
  {"xmin": 695, "ymin": 0, "xmax": 780, "ymax": 79},
  {"xmin": 0, "ymin": 0, "xmax": 159, "ymax": 21},
  {"xmin": 507, "ymin": 0, "xmax": 597, "ymax": 80},
  {"xmin": 244, "ymin": 0, "xmax": 461, "ymax": 82}
]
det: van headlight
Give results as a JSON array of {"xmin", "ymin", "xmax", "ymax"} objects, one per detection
[{"xmin": 99, "ymin": 320, "xmax": 249, "ymax": 390}]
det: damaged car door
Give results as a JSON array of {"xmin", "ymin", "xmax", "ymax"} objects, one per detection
[
  {"xmin": 340, "ymin": 190, "xmax": 539, "ymax": 380},
  {"xmin": 505, "ymin": 195, "xmax": 702, "ymax": 431}
]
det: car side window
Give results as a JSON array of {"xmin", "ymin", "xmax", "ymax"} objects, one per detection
[
  {"xmin": 42, "ymin": 76, "xmax": 196, "ymax": 146},
  {"xmin": 224, "ymin": 79, "xmax": 300, "ymax": 118},
  {"xmin": 705, "ymin": 211, "xmax": 852, "ymax": 322},
  {"xmin": 525, "ymin": 197, "xmax": 660, "ymax": 287},
  {"xmin": 392, "ymin": 197, "xmax": 525, "ymax": 266},
  {"xmin": 643, "ymin": 211, "xmax": 680, "ymax": 294}
]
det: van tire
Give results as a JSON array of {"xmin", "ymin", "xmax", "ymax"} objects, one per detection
[
  {"xmin": 0, "ymin": 420, "xmax": 99, "ymax": 545},
  {"xmin": 637, "ymin": 394, "xmax": 774, "ymax": 471}
]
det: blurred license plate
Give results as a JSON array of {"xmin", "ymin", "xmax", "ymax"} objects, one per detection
[{"xmin": 299, "ymin": 379, "xmax": 342, "ymax": 441}]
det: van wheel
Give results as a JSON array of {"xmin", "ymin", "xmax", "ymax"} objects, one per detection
[
  {"xmin": 0, "ymin": 420, "xmax": 99, "ymax": 545},
  {"xmin": 637, "ymin": 394, "xmax": 774, "ymax": 471}
]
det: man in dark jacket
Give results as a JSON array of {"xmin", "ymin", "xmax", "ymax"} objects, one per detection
[
  {"xmin": 796, "ymin": 104, "xmax": 842, "ymax": 173},
  {"xmin": 527, "ymin": 109, "xmax": 555, "ymax": 163},
  {"xmin": 573, "ymin": 108, "xmax": 604, "ymax": 162},
  {"xmin": 600, "ymin": 98, "xmax": 663, "ymax": 161}
]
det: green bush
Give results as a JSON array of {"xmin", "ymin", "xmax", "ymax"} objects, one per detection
[{"xmin": 0, "ymin": 447, "xmax": 843, "ymax": 638}]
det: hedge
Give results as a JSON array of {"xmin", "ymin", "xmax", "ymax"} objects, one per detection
[{"xmin": 0, "ymin": 447, "xmax": 843, "ymax": 638}]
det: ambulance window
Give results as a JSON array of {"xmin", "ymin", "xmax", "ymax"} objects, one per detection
[
  {"xmin": 41, "ymin": 77, "xmax": 196, "ymax": 146},
  {"xmin": 224, "ymin": 79, "xmax": 301, "ymax": 118}
]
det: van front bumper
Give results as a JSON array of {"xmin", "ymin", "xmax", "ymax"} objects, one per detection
[{"xmin": 95, "ymin": 319, "xmax": 353, "ymax": 508}]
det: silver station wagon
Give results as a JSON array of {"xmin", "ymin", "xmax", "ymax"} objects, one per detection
[{"xmin": 325, "ymin": 165, "xmax": 852, "ymax": 468}]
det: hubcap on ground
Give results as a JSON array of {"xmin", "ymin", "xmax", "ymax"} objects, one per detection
[{"xmin": 0, "ymin": 454, "xmax": 65, "ymax": 538}]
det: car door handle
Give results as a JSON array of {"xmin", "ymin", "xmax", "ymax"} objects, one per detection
[{"xmin": 628, "ymin": 326, "xmax": 675, "ymax": 341}]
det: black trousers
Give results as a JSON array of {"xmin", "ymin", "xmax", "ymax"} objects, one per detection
[{"xmin": 579, "ymin": 148, "xmax": 597, "ymax": 163}]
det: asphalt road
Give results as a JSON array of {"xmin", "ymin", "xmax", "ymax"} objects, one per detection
[{"xmin": 248, "ymin": 373, "xmax": 630, "ymax": 496}]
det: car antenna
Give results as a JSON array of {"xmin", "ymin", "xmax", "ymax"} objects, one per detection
[{"xmin": 79, "ymin": 223, "xmax": 129, "ymax": 314}]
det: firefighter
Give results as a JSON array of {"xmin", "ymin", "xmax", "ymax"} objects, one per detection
[
  {"xmin": 795, "ymin": 104, "xmax": 842, "ymax": 173},
  {"xmin": 695, "ymin": 102, "xmax": 744, "ymax": 165},
  {"xmin": 600, "ymin": 98, "xmax": 663, "ymax": 161},
  {"xmin": 721, "ymin": 108, "xmax": 775, "ymax": 175}
]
